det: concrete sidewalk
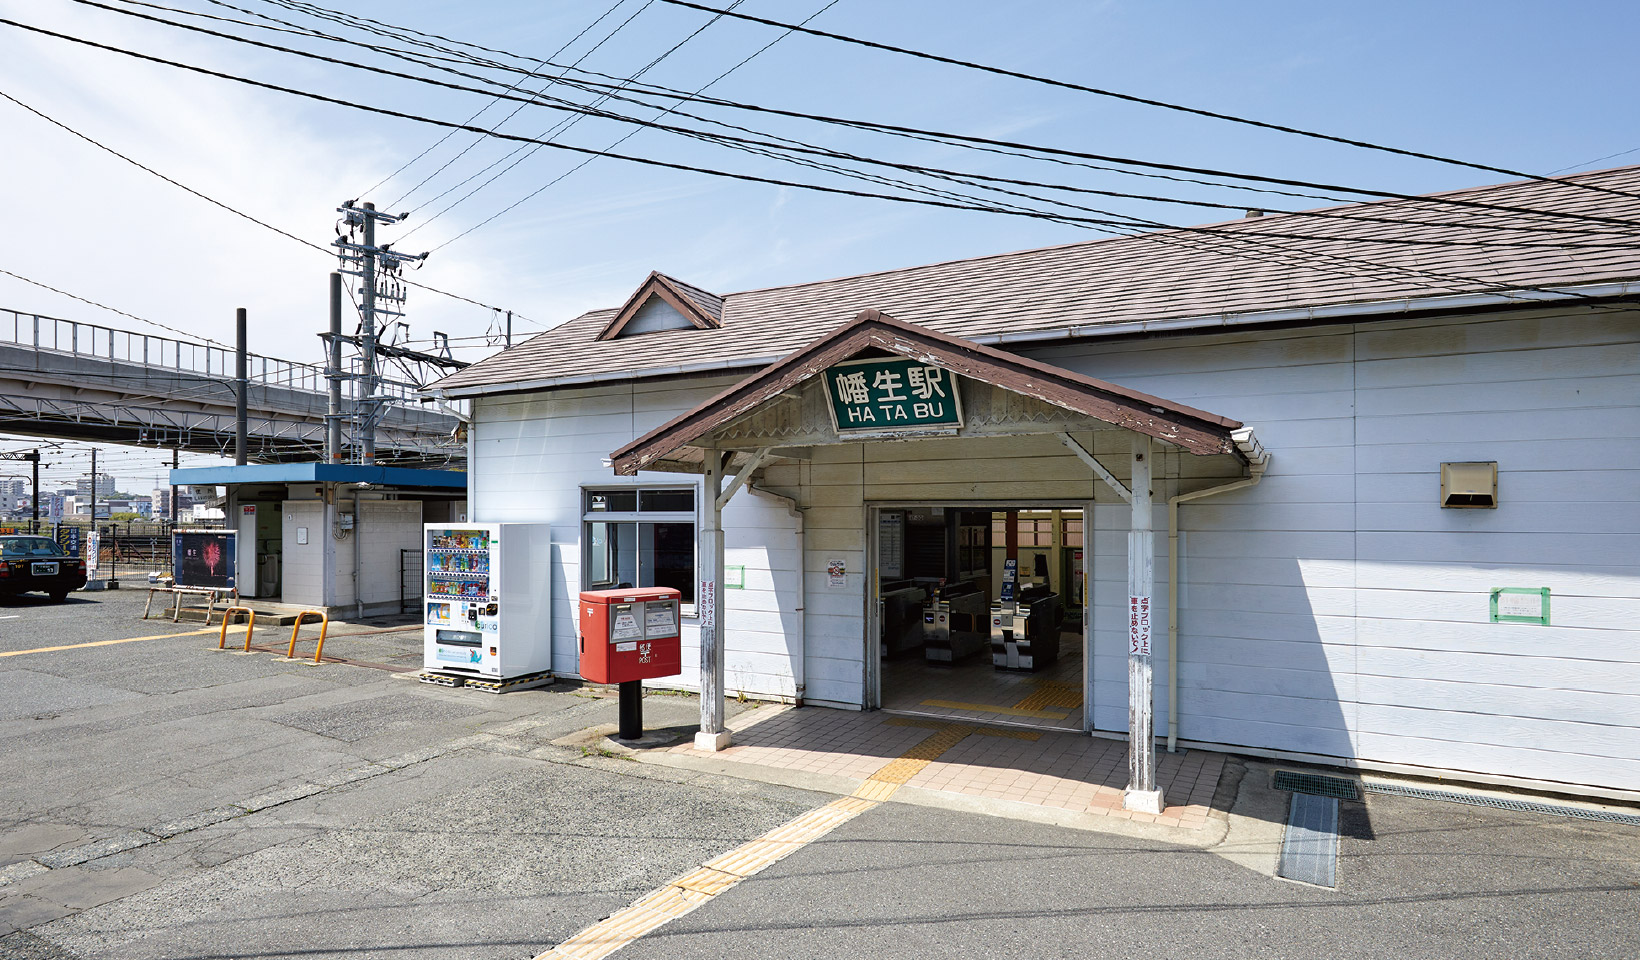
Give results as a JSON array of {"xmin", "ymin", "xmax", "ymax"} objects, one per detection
[{"xmin": 630, "ymin": 705, "xmax": 1231, "ymax": 844}]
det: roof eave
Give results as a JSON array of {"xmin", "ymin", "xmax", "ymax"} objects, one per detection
[{"xmin": 427, "ymin": 279, "xmax": 1638, "ymax": 400}]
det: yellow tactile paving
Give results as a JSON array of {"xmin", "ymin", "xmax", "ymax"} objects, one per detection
[
  {"xmin": 539, "ymin": 723, "xmax": 985, "ymax": 959},
  {"xmin": 669, "ymin": 866, "xmax": 741, "ymax": 896},
  {"xmin": 920, "ymin": 698, "xmax": 1072, "ymax": 720},
  {"xmin": 884, "ymin": 715, "xmax": 1041, "ymax": 741},
  {"xmin": 851, "ymin": 779, "xmax": 900, "ymax": 801},
  {"xmin": 1013, "ymin": 681, "xmax": 1083, "ymax": 711}
]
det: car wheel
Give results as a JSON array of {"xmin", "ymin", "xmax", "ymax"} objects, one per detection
[{"xmin": 49, "ymin": 591, "xmax": 68, "ymax": 603}]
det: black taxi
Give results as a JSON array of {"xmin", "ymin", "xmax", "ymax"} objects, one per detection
[{"xmin": 0, "ymin": 535, "xmax": 87, "ymax": 602}]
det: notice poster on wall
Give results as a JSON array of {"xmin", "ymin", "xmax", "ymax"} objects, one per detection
[
  {"xmin": 1128, "ymin": 595, "xmax": 1152, "ymax": 656},
  {"xmin": 827, "ymin": 558, "xmax": 847, "ymax": 588},
  {"xmin": 173, "ymin": 530, "xmax": 237, "ymax": 590},
  {"xmin": 878, "ymin": 512, "xmax": 904, "ymax": 579}
]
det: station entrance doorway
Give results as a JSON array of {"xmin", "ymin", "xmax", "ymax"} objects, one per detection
[{"xmin": 871, "ymin": 503, "xmax": 1087, "ymax": 732}]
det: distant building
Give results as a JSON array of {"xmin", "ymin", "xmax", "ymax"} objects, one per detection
[
  {"xmin": 149, "ymin": 487, "xmax": 194, "ymax": 520},
  {"xmin": 76, "ymin": 473, "xmax": 117, "ymax": 498},
  {"xmin": 2, "ymin": 479, "xmax": 24, "ymax": 499}
]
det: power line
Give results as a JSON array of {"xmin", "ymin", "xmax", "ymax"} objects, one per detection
[
  {"xmin": 0, "ymin": 265, "xmax": 228, "ymax": 345},
  {"xmin": 654, "ymin": 0, "xmax": 1640, "ymax": 204},
  {"xmin": 10, "ymin": 13, "xmax": 1627, "ymax": 309},
  {"xmin": 74, "ymin": 0, "xmax": 1640, "ymax": 237},
  {"xmin": 429, "ymin": 0, "xmax": 842, "ymax": 252},
  {"xmin": 0, "ymin": 77, "xmax": 544, "ymax": 331},
  {"xmin": 399, "ymin": 0, "xmax": 737, "ymax": 239},
  {"xmin": 384, "ymin": 0, "xmax": 653, "ymax": 212}
]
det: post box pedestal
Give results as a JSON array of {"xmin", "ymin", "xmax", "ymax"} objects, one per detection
[{"xmin": 579, "ymin": 587, "xmax": 684, "ymax": 741}]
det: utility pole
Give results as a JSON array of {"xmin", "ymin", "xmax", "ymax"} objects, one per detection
[
  {"xmin": 89, "ymin": 447, "xmax": 97, "ymax": 529},
  {"xmin": 333, "ymin": 200, "xmax": 425, "ymax": 465},
  {"xmin": 235, "ymin": 307, "xmax": 248, "ymax": 466},
  {"xmin": 505, "ymin": 310, "xmax": 512, "ymax": 349},
  {"xmin": 327, "ymin": 272, "xmax": 344, "ymax": 462},
  {"xmin": 170, "ymin": 447, "xmax": 179, "ymax": 530}
]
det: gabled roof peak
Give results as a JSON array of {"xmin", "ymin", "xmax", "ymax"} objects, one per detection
[{"xmin": 597, "ymin": 271, "xmax": 723, "ymax": 340}]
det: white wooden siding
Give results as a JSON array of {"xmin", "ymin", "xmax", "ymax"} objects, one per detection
[
  {"xmin": 1032, "ymin": 306, "xmax": 1640, "ymax": 791},
  {"xmin": 469, "ymin": 375, "xmax": 806, "ymax": 697},
  {"xmin": 469, "ymin": 304, "xmax": 1639, "ymax": 792}
]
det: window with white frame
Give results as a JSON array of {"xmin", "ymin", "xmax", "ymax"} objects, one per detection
[{"xmin": 582, "ymin": 487, "xmax": 697, "ymax": 606}]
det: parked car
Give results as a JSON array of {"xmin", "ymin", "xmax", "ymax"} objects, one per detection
[{"xmin": 0, "ymin": 536, "xmax": 87, "ymax": 602}]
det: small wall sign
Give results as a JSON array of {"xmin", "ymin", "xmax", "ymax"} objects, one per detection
[
  {"xmin": 824, "ymin": 357, "xmax": 962, "ymax": 434},
  {"xmin": 725, "ymin": 564, "xmax": 745, "ymax": 589},
  {"xmin": 1491, "ymin": 587, "xmax": 1550, "ymax": 625}
]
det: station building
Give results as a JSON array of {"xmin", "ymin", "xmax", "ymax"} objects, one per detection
[{"xmin": 428, "ymin": 167, "xmax": 1640, "ymax": 802}]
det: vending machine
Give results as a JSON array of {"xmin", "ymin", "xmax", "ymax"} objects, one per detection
[{"xmin": 423, "ymin": 523, "xmax": 553, "ymax": 679}]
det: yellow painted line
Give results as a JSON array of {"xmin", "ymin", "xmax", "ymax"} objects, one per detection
[
  {"xmin": 0, "ymin": 627, "xmax": 217, "ymax": 658},
  {"xmin": 920, "ymin": 698, "xmax": 1072, "ymax": 720},
  {"xmin": 540, "ymin": 723, "xmax": 986, "ymax": 959}
]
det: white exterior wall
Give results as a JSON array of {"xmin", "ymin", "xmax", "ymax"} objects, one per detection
[
  {"xmin": 280, "ymin": 500, "xmax": 326, "ymax": 606},
  {"xmin": 469, "ymin": 375, "xmax": 805, "ymax": 696},
  {"xmin": 466, "ymin": 305, "xmax": 1640, "ymax": 792},
  {"xmin": 1030, "ymin": 307, "xmax": 1640, "ymax": 791}
]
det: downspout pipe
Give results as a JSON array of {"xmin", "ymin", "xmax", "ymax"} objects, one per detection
[
  {"xmin": 749, "ymin": 480, "xmax": 805, "ymax": 706},
  {"xmin": 353, "ymin": 486, "xmax": 364, "ymax": 620},
  {"xmin": 1167, "ymin": 428, "xmax": 1269, "ymax": 752}
]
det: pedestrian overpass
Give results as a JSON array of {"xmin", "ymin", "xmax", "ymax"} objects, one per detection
[{"xmin": 0, "ymin": 308, "xmax": 462, "ymax": 465}]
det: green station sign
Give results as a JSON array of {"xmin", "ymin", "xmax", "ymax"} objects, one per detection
[{"xmin": 824, "ymin": 356, "xmax": 963, "ymax": 434}]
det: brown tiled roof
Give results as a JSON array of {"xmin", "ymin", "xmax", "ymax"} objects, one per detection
[
  {"xmin": 610, "ymin": 309, "xmax": 1248, "ymax": 475},
  {"xmin": 433, "ymin": 166, "xmax": 1640, "ymax": 397}
]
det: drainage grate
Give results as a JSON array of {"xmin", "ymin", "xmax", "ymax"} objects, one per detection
[
  {"xmin": 1273, "ymin": 770, "xmax": 1361, "ymax": 801},
  {"xmin": 1277, "ymin": 792, "xmax": 1339, "ymax": 888},
  {"xmin": 1364, "ymin": 782, "xmax": 1640, "ymax": 827}
]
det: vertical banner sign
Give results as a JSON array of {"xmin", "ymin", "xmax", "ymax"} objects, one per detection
[
  {"xmin": 825, "ymin": 357, "xmax": 963, "ymax": 433},
  {"xmin": 1129, "ymin": 595, "xmax": 1151, "ymax": 656},
  {"xmin": 85, "ymin": 531, "xmax": 101, "ymax": 579},
  {"xmin": 699, "ymin": 579, "xmax": 716, "ymax": 629}
]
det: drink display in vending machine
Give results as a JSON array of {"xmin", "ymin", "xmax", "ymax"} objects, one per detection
[{"xmin": 423, "ymin": 523, "xmax": 553, "ymax": 678}]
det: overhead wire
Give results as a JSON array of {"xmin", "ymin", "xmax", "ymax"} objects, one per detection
[
  {"xmin": 72, "ymin": 0, "xmax": 1640, "ymax": 237},
  {"xmin": 44, "ymin": 3, "xmax": 1640, "ymax": 244},
  {"xmin": 654, "ymin": 0, "xmax": 1640, "ymax": 204},
  {"xmin": 9, "ymin": 11, "xmax": 1628, "ymax": 308},
  {"xmin": 400, "ymin": 0, "xmax": 732, "ymax": 240},
  {"xmin": 427, "ymin": 0, "xmax": 842, "ymax": 252}
]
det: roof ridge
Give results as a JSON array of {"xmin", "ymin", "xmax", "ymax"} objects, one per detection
[{"xmin": 713, "ymin": 162, "xmax": 1640, "ymax": 301}]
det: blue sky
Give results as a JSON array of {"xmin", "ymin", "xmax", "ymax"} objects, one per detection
[{"xmin": 0, "ymin": 0, "xmax": 1635, "ymax": 483}]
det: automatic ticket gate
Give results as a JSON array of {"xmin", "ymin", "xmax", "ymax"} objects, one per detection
[
  {"xmin": 923, "ymin": 580, "xmax": 989, "ymax": 662},
  {"xmin": 991, "ymin": 586, "xmax": 1063, "ymax": 671}
]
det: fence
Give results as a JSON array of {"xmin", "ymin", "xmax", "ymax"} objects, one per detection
[
  {"xmin": 1, "ymin": 307, "xmax": 422, "ymax": 401},
  {"xmin": 400, "ymin": 548, "xmax": 423, "ymax": 615}
]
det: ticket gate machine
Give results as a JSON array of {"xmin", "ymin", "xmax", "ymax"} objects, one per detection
[
  {"xmin": 923, "ymin": 581, "xmax": 989, "ymax": 662},
  {"xmin": 991, "ymin": 587, "xmax": 1062, "ymax": 671}
]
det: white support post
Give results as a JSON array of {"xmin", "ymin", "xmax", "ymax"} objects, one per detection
[
  {"xmin": 1124, "ymin": 434, "xmax": 1164, "ymax": 813},
  {"xmin": 695, "ymin": 444, "xmax": 731, "ymax": 752}
]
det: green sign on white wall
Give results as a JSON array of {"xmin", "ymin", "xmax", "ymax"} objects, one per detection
[
  {"xmin": 1490, "ymin": 587, "xmax": 1550, "ymax": 625},
  {"xmin": 824, "ymin": 357, "xmax": 963, "ymax": 434}
]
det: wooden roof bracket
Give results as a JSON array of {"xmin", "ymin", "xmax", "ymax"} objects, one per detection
[
  {"xmin": 1057, "ymin": 431, "xmax": 1131, "ymax": 503},
  {"xmin": 717, "ymin": 446, "xmax": 773, "ymax": 511}
]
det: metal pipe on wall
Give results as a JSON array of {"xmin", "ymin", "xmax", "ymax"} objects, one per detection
[{"xmin": 1166, "ymin": 431, "xmax": 1269, "ymax": 753}]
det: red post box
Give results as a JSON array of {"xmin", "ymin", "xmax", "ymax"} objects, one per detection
[{"xmin": 578, "ymin": 587, "xmax": 683, "ymax": 684}]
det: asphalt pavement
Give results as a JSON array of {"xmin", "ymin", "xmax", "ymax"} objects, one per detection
[{"xmin": 3, "ymin": 589, "xmax": 1637, "ymax": 959}]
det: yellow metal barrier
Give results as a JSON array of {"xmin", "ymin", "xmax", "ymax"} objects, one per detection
[
  {"xmin": 216, "ymin": 605, "xmax": 257, "ymax": 651},
  {"xmin": 287, "ymin": 610, "xmax": 330, "ymax": 664}
]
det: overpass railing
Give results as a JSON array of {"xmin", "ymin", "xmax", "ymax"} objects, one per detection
[{"xmin": 1, "ymin": 308, "xmax": 419, "ymax": 402}]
